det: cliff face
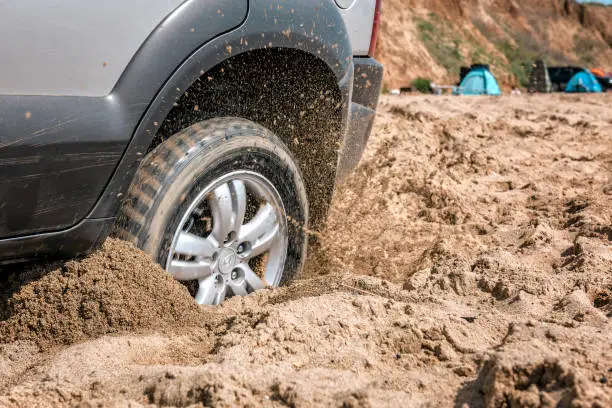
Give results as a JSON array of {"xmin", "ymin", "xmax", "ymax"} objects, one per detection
[{"xmin": 376, "ymin": 0, "xmax": 612, "ymax": 89}]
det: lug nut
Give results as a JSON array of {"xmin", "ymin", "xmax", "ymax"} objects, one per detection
[
  {"xmin": 225, "ymin": 231, "xmax": 237, "ymax": 244},
  {"xmin": 237, "ymin": 243, "xmax": 244, "ymax": 253},
  {"xmin": 231, "ymin": 269, "xmax": 239, "ymax": 280}
]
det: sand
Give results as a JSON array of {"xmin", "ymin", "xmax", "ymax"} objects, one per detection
[
  {"xmin": 0, "ymin": 239, "xmax": 206, "ymax": 348},
  {"xmin": 1, "ymin": 93, "xmax": 611, "ymax": 407}
]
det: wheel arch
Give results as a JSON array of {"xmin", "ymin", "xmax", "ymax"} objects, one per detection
[
  {"xmin": 152, "ymin": 47, "xmax": 348, "ymax": 229},
  {"xmin": 91, "ymin": 0, "xmax": 354, "ymax": 230}
]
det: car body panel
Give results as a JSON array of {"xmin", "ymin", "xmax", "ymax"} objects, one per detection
[
  {"xmin": 338, "ymin": 0, "xmax": 376, "ymax": 55},
  {"xmin": 0, "ymin": 0, "xmax": 185, "ymax": 96},
  {"xmin": 0, "ymin": 0, "xmax": 375, "ymax": 96}
]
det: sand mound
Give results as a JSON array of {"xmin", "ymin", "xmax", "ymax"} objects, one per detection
[
  {"xmin": 477, "ymin": 323, "xmax": 612, "ymax": 408},
  {"xmin": 403, "ymin": 239, "xmax": 477, "ymax": 296},
  {"xmin": 1, "ymin": 94, "xmax": 611, "ymax": 407},
  {"xmin": 0, "ymin": 275, "xmax": 476, "ymax": 407},
  {"xmin": 0, "ymin": 239, "xmax": 204, "ymax": 347},
  {"xmin": 480, "ymin": 356, "xmax": 607, "ymax": 408}
]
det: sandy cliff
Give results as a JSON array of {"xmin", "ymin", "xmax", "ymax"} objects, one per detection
[{"xmin": 377, "ymin": 0, "xmax": 612, "ymax": 88}]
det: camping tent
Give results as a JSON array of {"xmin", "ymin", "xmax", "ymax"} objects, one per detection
[
  {"xmin": 565, "ymin": 70, "xmax": 602, "ymax": 93},
  {"xmin": 456, "ymin": 66, "xmax": 501, "ymax": 95},
  {"xmin": 589, "ymin": 68, "xmax": 612, "ymax": 91}
]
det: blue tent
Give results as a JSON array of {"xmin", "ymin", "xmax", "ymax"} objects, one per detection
[
  {"xmin": 565, "ymin": 70, "xmax": 602, "ymax": 93},
  {"xmin": 456, "ymin": 67, "xmax": 501, "ymax": 95}
]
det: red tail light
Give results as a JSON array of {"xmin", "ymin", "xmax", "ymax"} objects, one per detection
[{"xmin": 368, "ymin": 0, "xmax": 382, "ymax": 57}]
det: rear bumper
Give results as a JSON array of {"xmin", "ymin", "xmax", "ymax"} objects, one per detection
[
  {"xmin": 352, "ymin": 57, "xmax": 384, "ymax": 110},
  {"xmin": 337, "ymin": 57, "xmax": 383, "ymax": 181}
]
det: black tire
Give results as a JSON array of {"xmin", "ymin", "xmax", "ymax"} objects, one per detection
[{"xmin": 115, "ymin": 118, "xmax": 309, "ymax": 286}]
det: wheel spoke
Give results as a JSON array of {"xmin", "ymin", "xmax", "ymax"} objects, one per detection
[
  {"xmin": 232, "ymin": 180, "xmax": 247, "ymax": 233},
  {"xmin": 167, "ymin": 260, "xmax": 212, "ymax": 281},
  {"xmin": 174, "ymin": 231, "xmax": 217, "ymax": 258},
  {"xmin": 236, "ymin": 263, "xmax": 266, "ymax": 290},
  {"xmin": 215, "ymin": 285, "xmax": 227, "ymax": 304},
  {"xmin": 250, "ymin": 224, "xmax": 280, "ymax": 258},
  {"xmin": 209, "ymin": 183, "xmax": 233, "ymax": 242},
  {"xmin": 228, "ymin": 280, "xmax": 248, "ymax": 297},
  {"xmin": 195, "ymin": 276, "xmax": 226, "ymax": 305},
  {"xmin": 209, "ymin": 180, "xmax": 247, "ymax": 243},
  {"xmin": 238, "ymin": 203, "xmax": 279, "ymax": 254}
]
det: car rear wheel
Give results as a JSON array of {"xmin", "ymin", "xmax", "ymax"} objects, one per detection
[{"xmin": 115, "ymin": 118, "xmax": 308, "ymax": 305}]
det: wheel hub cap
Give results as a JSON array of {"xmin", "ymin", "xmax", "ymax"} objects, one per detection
[
  {"xmin": 165, "ymin": 171, "xmax": 288, "ymax": 306},
  {"xmin": 218, "ymin": 247, "xmax": 237, "ymax": 275}
]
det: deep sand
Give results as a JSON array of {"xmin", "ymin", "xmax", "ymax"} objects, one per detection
[{"xmin": 1, "ymin": 94, "xmax": 611, "ymax": 407}]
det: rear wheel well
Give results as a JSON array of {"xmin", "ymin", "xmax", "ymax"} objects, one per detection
[{"xmin": 152, "ymin": 48, "xmax": 344, "ymax": 229}]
